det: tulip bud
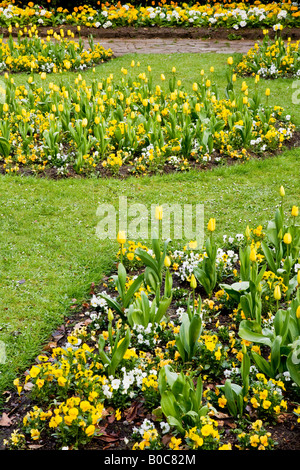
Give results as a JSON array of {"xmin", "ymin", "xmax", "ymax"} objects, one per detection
[
  {"xmin": 283, "ymin": 233, "xmax": 292, "ymax": 244},
  {"xmin": 250, "ymin": 248, "xmax": 257, "ymax": 262},
  {"xmin": 291, "ymin": 206, "xmax": 298, "ymax": 217},
  {"xmin": 227, "ymin": 57, "xmax": 233, "ymax": 65},
  {"xmin": 155, "ymin": 206, "xmax": 163, "ymax": 221},
  {"xmin": 280, "ymin": 186, "xmax": 285, "ymax": 197},
  {"xmin": 108, "ymin": 309, "xmax": 114, "ymax": 322},
  {"xmin": 164, "ymin": 256, "xmax": 171, "ymax": 268},
  {"xmin": 117, "ymin": 231, "xmax": 126, "ymax": 245},
  {"xmin": 207, "ymin": 218, "xmax": 216, "ymax": 232},
  {"xmin": 265, "ymin": 88, "xmax": 270, "ymax": 97},
  {"xmin": 190, "ymin": 274, "xmax": 197, "ymax": 290},
  {"xmin": 297, "ymin": 270, "xmax": 300, "ymax": 285},
  {"xmin": 296, "ymin": 305, "xmax": 300, "ymax": 319},
  {"xmin": 274, "ymin": 285, "xmax": 281, "ymax": 301},
  {"xmin": 245, "ymin": 225, "xmax": 251, "ymax": 238}
]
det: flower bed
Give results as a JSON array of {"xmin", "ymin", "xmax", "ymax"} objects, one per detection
[
  {"xmin": 0, "ymin": 27, "xmax": 113, "ymax": 74},
  {"xmin": 0, "ymin": 2, "xmax": 299, "ymax": 31},
  {"xmin": 235, "ymin": 30, "xmax": 300, "ymax": 78},
  {"xmin": 0, "ymin": 62, "xmax": 295, "ymax": 176},
  {"xmin": 3, "ymin": 189, "xmax": 300, "ymax": 450}
]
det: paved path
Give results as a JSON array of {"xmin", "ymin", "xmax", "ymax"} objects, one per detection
[{"xmin": 88, "ymin": 37, "xmax": 255, "ymax": 56}]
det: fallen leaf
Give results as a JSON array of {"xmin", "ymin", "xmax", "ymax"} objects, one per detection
[{"xmin": 0, "ymin": 413, "xmax": 12, "ymax": 427}]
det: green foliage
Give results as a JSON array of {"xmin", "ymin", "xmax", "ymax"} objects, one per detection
[{"xmin": 158, "ymin": 365, "xmax": 209, "ymax": 435}]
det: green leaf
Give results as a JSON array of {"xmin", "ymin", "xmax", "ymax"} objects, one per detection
[
  {"xmin": 110, "ymin": 327, "xmax": 131, "ymax": 375},
  {"xmin": 0, "ymin": 136, "xmax": 10, "ymax": 159},
  {"xmin": 251, "ymin": 351, "xmax": 274, "ymax": 378},
  {"xmin": 261, "ymin": 241, "xmax": 277, "ymax": 273},
  {"xmin": 123, "ymin": 273, "xmax": 144, "ymax": 308},
  {"xmin": 239, "ymin": 320, "xmax": 273, "ymax": 347}
]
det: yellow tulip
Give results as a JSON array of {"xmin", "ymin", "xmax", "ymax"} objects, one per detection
[
  {"xmin": 265, "ymin": 88, "xmax": 270, "ymax": 97},
  {"xmin": 190, "ymin": 274, "xmax": 197, "ymax": 289},
  {"xmin": 117, "ymin": 231, "xmax": 126, "ymax": 245},
  {"xmin": 250, "ymin": 248, "xmax": 257, "ymax": 262},
  {"xmin": 283, "ymin": 233, "xmax": 292, "ymax": 244},
  {"xmin": 164, "ymin": 256, "xmax": 171, "ymax": 268},
  {"xmin": 207, "ymin": 218, "xmax": 216, "ymax": 232},
  {"xmin": 227, "ymin": 57, "xmax": 233, "ymax": 65},
  {"xmin": 280, "ymin": 186, "xmax": 285, "ymax": 197},
  {"xmin": 296, "ymin": 306, "xmax": 300, "ymax": 319},
  {"xmin": 155, "ymin": 206, "xmax": 163, "ymax": 221},
  {"xmin": 274, "ymin": 285, "xmax": 281, "ymax": 301},
  {"xmin": 291, "ymin": 206, "xmax": 298, "ymax": 217},
  {"xmin": 108, "ymin": 309, "xmax": 114, "ymax": 322}
]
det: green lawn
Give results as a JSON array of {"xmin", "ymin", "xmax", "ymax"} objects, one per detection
[{"xmin": 0, "ymin": 51, "xmax": 300, "ymax": 408}]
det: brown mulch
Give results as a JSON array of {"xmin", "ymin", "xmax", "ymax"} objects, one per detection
[{"xmin": 1, "ymin": 25, "xmax": 300, "ymax": 41}]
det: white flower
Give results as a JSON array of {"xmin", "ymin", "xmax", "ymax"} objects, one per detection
[{"xmin": 160, "ymin": 421, "xmax": 170, "ymax": 434}]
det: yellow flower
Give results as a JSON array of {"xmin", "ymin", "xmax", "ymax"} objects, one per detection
[
  {"xmin": 265, "ymin": 88, "xmax": 270, "ymax": 97},
  {"xmin": 85, "ymin": 425, "xmax": 95, "ymax": 437},
  {"xmin": 250, "ymin": 248, "xmax": 257, "ymax": 262},
  {"xmin": 279, "ymin": 186, "xmax": 285, "ymax": 197},
  {"xmin": 117, "ymin": 231, "xmax": 126, "ymax": 245},
  {"xmin": 207, "ymin": 218, "xmax": 216, "ymax": 232},
  {"xmin": 283, "ymin": 233, "xmax": 292, "ymax": 244},
  {"xmin": 218, "ymin": 443, "xmax": 232, "ymax": 450},
  {"xmin": 227, "ymin": 57, "xmax": 233, "ymax": 65},
  {"xmin": 164, "ymin": 255, "xmax": 171, "ymax": 267},
  {"xmin": 274, "ymin": 284, "xmax": 281, "ymax": 301},
  {"xmin": 291, "ymin": 206, "xmax": 298, "ymax": 217},
  {"xmin": 218, "ymin": 396, "xmax": 227, "ymax": 408},
  {"xmin": 190, "ymin": 274, "xmax": 197, "ymax": 289},
  {"xmin": 155, "ymin": 206, "xmax": 163, "ymax": 220},
  {"xmin": 29, "ymin": 366, "xmax": 40, "ymax": 378},
  {"xmin": 30, "ymin": 429, "xmax": 40, "ymax": 441},
  {"xmin": 169, "ymin": 436, "xmax": 182, "ymax": 450}
]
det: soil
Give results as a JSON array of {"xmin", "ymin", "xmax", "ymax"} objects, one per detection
[{"xmin": 2, "ymin": 25, "xmax": 300, "ymax": 41}]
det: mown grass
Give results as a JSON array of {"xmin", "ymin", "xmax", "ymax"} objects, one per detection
[{"xmin": 0, "ymin": 51, "xmax": 300, "ymax": 407}]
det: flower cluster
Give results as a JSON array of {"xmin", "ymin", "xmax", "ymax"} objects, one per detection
[
  {"xmin": 0, "ymin": 26, "xmax": 113, "ymax": 75},
  {"xmin": 1, "ymin": 2, "xmax": 300, "ymax": 30},
  {"xmin": 236, "ymin": 419, "xmax": 276, "ymax": 450},
  {"xmin": 0, "ymin": 62, "xmax": 295, "ymax": 175},
  {"xmin": 235, "ymin": 31, "xmax": 300, "ymax": 78}
]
